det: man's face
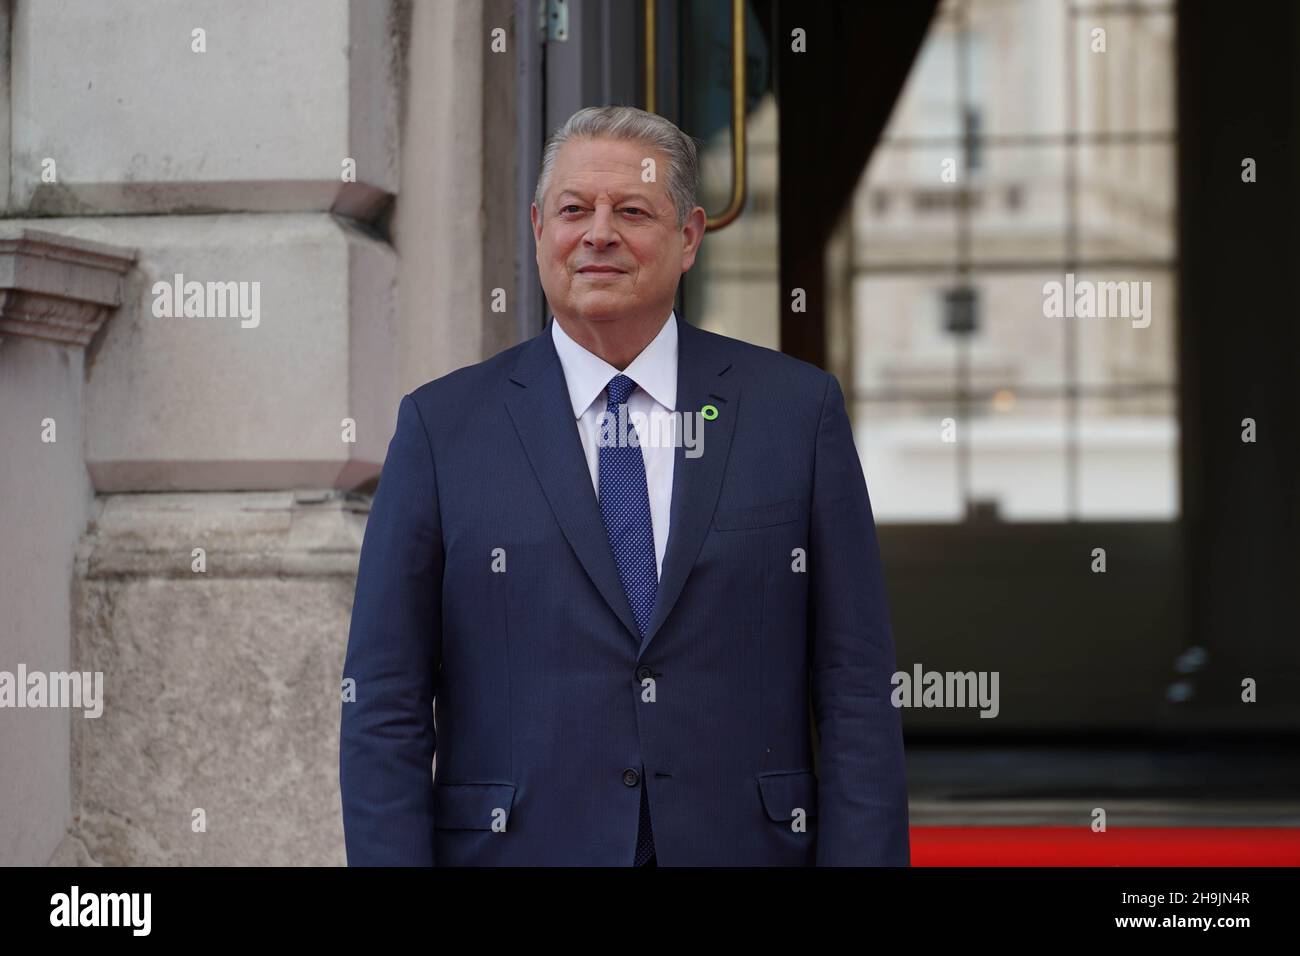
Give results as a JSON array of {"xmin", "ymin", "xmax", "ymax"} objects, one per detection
[{"xmin": 531, "ymin": 136, "xmax": 704, "ymax": 325}]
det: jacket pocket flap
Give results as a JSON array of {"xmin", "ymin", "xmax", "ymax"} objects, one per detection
[
  {"xmin": 757, "ymin": 769, "xmax": 819, "ymax": 822},
  {"xmin": 433, "ymin": 781, "xmax": 516, "ymax": 830},
  {"xmin": 714, "ymin": 497, "xmax": 802, "ymax": 531}
]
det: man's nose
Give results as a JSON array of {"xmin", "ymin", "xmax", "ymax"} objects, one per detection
[{"xmin": 584, "ymin": 205, "xmax": 619, "ymax": 246}]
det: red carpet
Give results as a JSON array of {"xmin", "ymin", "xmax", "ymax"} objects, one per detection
[{"xmin": 911, "ymin": 827, "xmax": 1300, "ymax": 866}]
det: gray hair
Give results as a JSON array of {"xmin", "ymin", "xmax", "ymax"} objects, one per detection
[{"xmin": 534, "ymin": 106, "xmax": 700, "ymax": 229}]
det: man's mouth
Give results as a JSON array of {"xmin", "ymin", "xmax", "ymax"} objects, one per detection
[{"xmin": 577, "ymin": 266, "xmax": 625, "ymax": 274}]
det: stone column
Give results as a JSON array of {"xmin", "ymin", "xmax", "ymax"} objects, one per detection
[{"xmin": 0, "ymin": 227, "xmax": 135, "ymax": 866}]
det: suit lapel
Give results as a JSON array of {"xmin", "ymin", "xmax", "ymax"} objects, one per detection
[
  {"xmin": 637, "ymin": 316, "xmax": 740, "ymax": 660},
  {"xmin": 504, "ymin": 314, "xmax": 742, "ymax": 656},
  {"xmin": 505, "ymin": 319, "xmax": 643, "ymax": 643}
]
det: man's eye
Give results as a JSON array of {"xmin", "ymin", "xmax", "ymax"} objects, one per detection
[
  {"xmin": 561, "ymin": 204, "xmax": 582, "ymax": 214},
  {"xmin": 623, "ymin": 207, "xmax": 645, "ymax": 216}
]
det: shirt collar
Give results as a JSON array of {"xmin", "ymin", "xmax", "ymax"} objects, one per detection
[{"xmin": 551, "ymin": 310, "xmax": 678, "ymax": 416}]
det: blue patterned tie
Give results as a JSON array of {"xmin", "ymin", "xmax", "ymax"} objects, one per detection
[{"xmin": 598, "ymin": 373, "xmax": 657, "ymax": 865}]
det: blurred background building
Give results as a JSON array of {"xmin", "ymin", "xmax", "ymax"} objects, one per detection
[{"xmin": 1, "ymin": 0, "xmax": 1297, "ymax": 865}]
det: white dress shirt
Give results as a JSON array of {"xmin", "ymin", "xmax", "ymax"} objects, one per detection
[{"xmin": 551, "ymin": 311, "xmax": 678, "ymax": 580}]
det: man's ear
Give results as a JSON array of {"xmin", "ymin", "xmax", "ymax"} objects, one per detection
[
  {"xmin": 530, "ymin": 202, "xmax": 542, "ymax": 243},
  {"xmin": 679, "ymin": 205, "xmax": 708, "ymax": 272}
]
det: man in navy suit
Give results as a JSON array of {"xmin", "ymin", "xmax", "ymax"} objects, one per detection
[{"xmin": 339, "ymin": 105, "xmax": 909, "ymax": 866}]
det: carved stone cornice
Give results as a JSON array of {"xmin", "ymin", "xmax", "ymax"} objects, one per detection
[{"xmin": 0, "ymin": 226, "xmax": 137, "ymax": 346}]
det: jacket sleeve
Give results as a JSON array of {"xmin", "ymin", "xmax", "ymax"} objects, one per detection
[
  {"xmin": 808, "ymin": 373, "xmax": 910, "ymax": 866},
  {"xmin": 340, "ymin": 393, "xmax": 444, "ymax": 865}
]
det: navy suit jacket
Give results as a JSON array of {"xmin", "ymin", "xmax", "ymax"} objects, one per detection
[{"xmin": 339, "ymin": 314, "xmax": 909, "ymax": 866}]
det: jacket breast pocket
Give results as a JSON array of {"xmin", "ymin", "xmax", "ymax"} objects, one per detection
[
  {"xmin": 756, "ymin": 769, "xmax": 819, "ymax": 823},
  {"xmin": 713, "ymin": 497, "xmax": 802, "ymax": 532},
  {"xmin": 432, "ymin": 781, "xmax": 516, "ymax": 830}
]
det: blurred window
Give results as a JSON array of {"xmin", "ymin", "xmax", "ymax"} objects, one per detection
[{"xmin": 851, "ymin": 0, "xmax": 1178, "ymax": 522}]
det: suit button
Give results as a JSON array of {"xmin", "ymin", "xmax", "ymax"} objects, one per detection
[
  {"xmin": 635, "ymin": 665, "xmax": 654, "ymax": 681},
  {"xmin": 623, "ymin": 768, "xmax": 640, "ymax": 787}
]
